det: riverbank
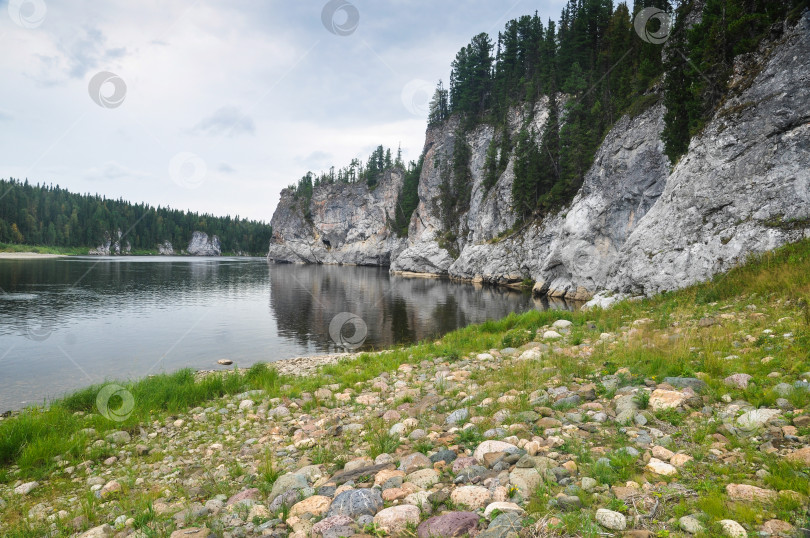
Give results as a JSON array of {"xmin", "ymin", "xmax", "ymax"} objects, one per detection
[
  {"xmin": 196, "ymin": 352, "xmax": 360, "ymax": 381},
  {"xmin": 0, "ymin": 243, "xmax": 266, "ymax": 257},
  {"xmin": 0, "ymin": 251, "xmax": 66, "ymax": 259},
  {"xmin": 1, "ymin": 239, "xmax": 809, "ymax": 537}
]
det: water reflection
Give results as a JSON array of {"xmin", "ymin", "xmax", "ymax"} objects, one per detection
[
  {"xmin": 268, "ymin": 264, "xmax": 577, "ymax": 352},
  {"xmin": 0, "ymin": 257, "xmax": 577, "ymax": 411}
]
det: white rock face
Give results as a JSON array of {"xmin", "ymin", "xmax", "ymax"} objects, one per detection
[
  {"xmin": 392, "ymin": 103, "xmax": 547, "ymax": 277},
  {"xmin": 267, "ymin": 168, "xmax": 407, "ymax": 266},
  {"xmin": 720, "ymin": 519, "xmax": 748, "ymax": 538},
  {"xmin": 187, "ymin": 231, "xmax": 221, "ymax": 256},
  {"xmin": 88, "ymin": 229, "xmax": 132, "ymax": 256},
  {"xmin": 646, "ymin": 457, "xmax": 678, "ymax": 476},
  {"xmin": 483, "ymin": 502, "xmax": 524, "ymax": 518},
  {"xmin": 473, "ymin": 440, "xmax": 520, "ymax": 463},
  {"xmin": 447, "ymin": 100, "xmax": 669, "ymax": 301},
  {"xmin": 157, "ymin": 240, "xmax": 174, "ymax": 255},
  {"xmin": 552, "ymin": 320, "xmax": 572, "ymax": 330},
  {"xmin": 372, "ymin": 505, "xmax": 420, "ymax": 535},
  {"xmin": 679, "ymin": 515, "xmax": 704, "ymax": 534},
  {"xmin": 450, "ymin": 485, "xmax": 492, "ymax": 510},
  {"xmin": 609, "ymin": 14, "xmax": 810, "ymax": 295},
  {"xmin": 736, "ymin": 409, "xmax": 780, "ymax": 429},
  {"xmin": 77, "ymin": 525, "xmax": 113, "ymax": 538},
  {"xmin": 14, "ymin": 481, "xmax": 39, "ymax": 495}
]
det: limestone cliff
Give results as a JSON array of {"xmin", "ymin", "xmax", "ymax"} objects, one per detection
[
  {"xmin": 392, "ymin": 102, "xmax": 549, "ymax": 275},
  {"xmin": 608, "ymin": 15, "xmax": 810, "ymax": 295},
  {"xmin": 267, "ymin": 169, "xmax": 406, "ymax": 266},
  {"xmin": 88, "ymin": 229, "xmax": 131, "ymax": 256},
  {"xmin": 268, "ymin": 12, "xmax": 810, "ymax": 300},
  {"xmin": 446, "ymin": 102, "xmax": 669, "ymax": 300},
  {"xmin": 187, "ymin": 231, "xmax": 222, "ymax": 256}
]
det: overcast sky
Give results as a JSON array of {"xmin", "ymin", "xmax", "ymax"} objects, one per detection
[{"xmin": 0, "ymin": 0, "xmax": 567, "ymax": 221}]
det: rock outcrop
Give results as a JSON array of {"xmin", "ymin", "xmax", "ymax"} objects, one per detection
[
  {"xmin": 392, "ymin": 103, "xmax": 548, "ymax": 276},
  {"xmin": 157, "ymin": 240, "xmax": 174, "ymax": 255},
  {"xmin": 447, "ymin": 102, "xmax": 669, "ymax": 299},
  {"xmin": 268, "ymin": 12, "xmax": 810, "ymax": 300},
  {"xmin": 608, "ymin": 14, "xmax": 810, "ymax": 294},
  {"xmin": 187, "ymin": 231, "xmax": 221, "ymax": 256},
  {"xmin": 267, "ymin": 169, "xmax": 406, "ymax": 266},
  {"xmin": 88, "ymin": 230, "xmax": 132, "ymax": 256}
]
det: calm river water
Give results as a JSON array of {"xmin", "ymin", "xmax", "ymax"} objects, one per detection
[{"xmin": 0, "ymin": 257, "xmax": 575, "ymax": 411}]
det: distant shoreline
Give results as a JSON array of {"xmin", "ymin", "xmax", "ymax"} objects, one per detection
[
  {"xmin": 0, "ymin": 249, "xmax": 267, "ymax": 258},
  {"xmin": 0, "ymin": 252, "xmax": 66, "ymax": 259}
]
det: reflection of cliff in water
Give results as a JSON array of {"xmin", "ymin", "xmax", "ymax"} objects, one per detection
[{"xmin": 267, "ymin": 264, "xmax": 578, "ymax": 353}]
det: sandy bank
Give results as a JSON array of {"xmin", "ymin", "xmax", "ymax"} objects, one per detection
[{"xmin": 0, "ymin": 252, "xmax": 66, "ymax": 259}]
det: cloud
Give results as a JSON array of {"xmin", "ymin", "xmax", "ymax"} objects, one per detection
[
  {"xmin": 294, "ymin": 150, "xmax": 334, "ymax": 171},
  {"xmin": 192, "ymin": 106, "xmax": 256, "ymax": 137},
  {"xmin": 0, "ymin": 1, "xmax": 569, "ymax": 220},
  {"xmin": 83, "ymin": 161, "xmax": 154, "ymax": 183},
  {"xmin": 26, "ymin": 26, "xmax": 128, "ymax": 86}
]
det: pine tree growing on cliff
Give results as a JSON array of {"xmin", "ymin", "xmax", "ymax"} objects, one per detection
[
  {"xmin": 511, "ymin": 128, "xmax": 535, "ymax": 220},
  {"xmin": 393, "ymin": 155, "xmax": 423, "ymax": 237},
  {"xmin": 428, "ymin": 81, "xmax": 449, "ymax": 125},
  {"xmin": 661, "ymin": 10, "xmax": 692, "ymax": 163},
  {"xmin": 536, "ymin": 92, "xmax": 561, "ymax": 211},
  {"xmin": 450, "ymin": 33, "xmax": 494, "ymax": 118}
]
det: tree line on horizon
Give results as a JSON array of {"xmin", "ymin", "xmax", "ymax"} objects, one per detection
[{"xmin": 0, "ymin": 178, "xmax": 273, "ymax": 254}]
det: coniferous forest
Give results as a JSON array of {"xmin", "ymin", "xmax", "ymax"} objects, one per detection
[
  {"xmin": 0, "ymin": 178, "xmax": 272, "ymax": 254},
  {"xmin": 436, "ymin": 0, "xmax": 808, "ymax": 223}
]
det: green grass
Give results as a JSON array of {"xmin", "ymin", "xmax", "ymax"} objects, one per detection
[
  {"xmin": 257, "ymin": 449, "xmax": 282, "ymax": 494},
  {"xmin": 364, "ymin": 419, "xmax": 401, "ymax": 458},
  {"xmin": 501, "ymin": 327, "xmax": 533, "ymax": 348},
  {"xmin": 0, "ymin": 364, "xmax": 280, "ymax": 480},
  {"xmin": 634, "ymin": 390, "xmax": 651, "ymax": 410},
  {"xmin": 456, "ymin": 426, "xmax": 485, "ymax": 449},
  {"xmin": 0, "ymin": 242, "xmax": 90, "ymax": 255}
]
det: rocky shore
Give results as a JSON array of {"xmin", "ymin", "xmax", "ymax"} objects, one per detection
[
  {"xmin": 3, "ymin": 277, "xmax": 809, "ymax": 537},
  {"xmin": 197, "ymin": 353, "xmax": 361, "ymax": 382}
]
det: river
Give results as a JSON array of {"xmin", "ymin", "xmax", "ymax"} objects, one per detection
[{"xmin": 0, "ymin": 256, "xmax": 576, "ymax": 411}]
